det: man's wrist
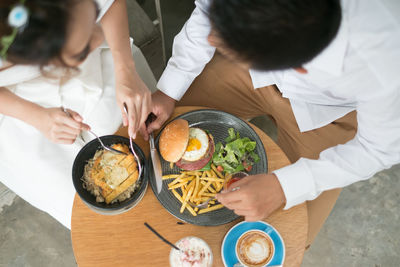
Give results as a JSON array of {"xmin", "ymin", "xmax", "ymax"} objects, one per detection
[{"xmin": 269, "ymin": 173, "xmax": 287, "ymax": 206}]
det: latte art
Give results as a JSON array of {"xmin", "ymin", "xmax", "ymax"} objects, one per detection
[{"xmin": 236, "ymin": 231, "xmax": 274, "ymax": 267}]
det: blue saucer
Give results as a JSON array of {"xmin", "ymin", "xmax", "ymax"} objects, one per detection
[{"xmin": 221, "ymin": 221, "xmax": 285, "ymax": 267}]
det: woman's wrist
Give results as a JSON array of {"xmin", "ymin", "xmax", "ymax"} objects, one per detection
[
  {"xmin": 112, "ymin": 49, "xmax": 135, "ymax": 69},
  {"xmin": 114, "ymin": 60, "xmax": 141, "ymax": 86},
  {"xmin": 0, "ymin": 87, "xmax": 46, "ymax": 129},
  {"xmin": 20, "ymin": 102, "xmax": 47, "ymax": 131}
]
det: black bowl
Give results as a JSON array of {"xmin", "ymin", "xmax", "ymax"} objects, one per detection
[{"xmin": 72, "ymin": 135, "xmax": 148, "ymax": 215}]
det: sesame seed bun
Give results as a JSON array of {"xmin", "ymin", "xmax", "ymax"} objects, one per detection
[{"xmin": 159, "ymin": 119, "xmax": 190, "ymax": 163}]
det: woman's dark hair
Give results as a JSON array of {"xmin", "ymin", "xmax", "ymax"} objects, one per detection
[
  {"xmin": 209, "ymin": 0, "xmax": 342, "ymax": 71},
  {"xmin": 0, "ymin": 0, "xmax": 76, "ymax": 67}
]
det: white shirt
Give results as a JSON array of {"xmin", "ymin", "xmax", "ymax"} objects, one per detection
[
  {"xmin": 0, "ymin": 0, "xmax": 120, "ymax": 228},
  {"xmin": 157, "ymin": 0, "xmax": 400, "ymax": 209}
]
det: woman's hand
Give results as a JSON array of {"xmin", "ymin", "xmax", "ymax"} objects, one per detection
[
  {"xmin": 115, "ymin": 69, "xmax": 152, "ymax": 139},
  {"xmin": 36, "ymin": 107, "xmax": 90, "ymax": 144},
  {"xmin": 140, "ymin": 90, "xmax": 176, "ymax": 141}
]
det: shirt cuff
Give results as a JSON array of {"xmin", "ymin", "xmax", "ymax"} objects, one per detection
[
  {"xmin": 157, "ymin": 66, "xmax": 196, "ymax": 101},
  {"xmin": 273, "ymin": 158, "xmax": 317, "ymax": 209}
]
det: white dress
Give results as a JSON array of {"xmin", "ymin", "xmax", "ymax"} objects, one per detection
[{"xmin": 0, "ymin": 0, "xmax": 123, "ymax": 227}]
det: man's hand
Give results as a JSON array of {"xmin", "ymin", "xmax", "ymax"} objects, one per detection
[
  {"xmin": 37, "ymin": 107, "xmax": 90, "ymax": 144},
  {"xmin": 216, "ymin": 173, "xmax": 286, "ymax": 221},
  {"xmin": 116, "ymin": 70, "xmax": 152, "ymax": 139},
  {"xmin": 140, "ymin": 90, "xmax": 176, "ymax": 140}
]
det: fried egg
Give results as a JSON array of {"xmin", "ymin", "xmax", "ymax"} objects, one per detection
[{"xmin": 181, "ymin": 128, "xmax": 209, "ymax": 162}]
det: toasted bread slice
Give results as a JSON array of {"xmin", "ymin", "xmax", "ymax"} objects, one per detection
[
  {"xmin": 89, "ymin": 144, "xmax": 139, "ymax": 201},
  {"xmin": 91, "ymin": 155, "xmax": 114, "ymax": 197},
  {"xmin": 105, "ymin": 169, "xmax": 139, "ymax": 204}
]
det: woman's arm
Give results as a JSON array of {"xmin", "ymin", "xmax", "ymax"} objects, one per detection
[
  {"xmin": 0, "ymin": 87, "xmax": 89, "ymax": 144},
  {"xmin": 100, "ymin": 0, "xmax": 151, "ymax": 139}
]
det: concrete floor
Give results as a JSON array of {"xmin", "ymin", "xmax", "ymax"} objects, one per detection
[{"xmin": 1, "ymin": 1, "xmax": 400, "ymax": 266}]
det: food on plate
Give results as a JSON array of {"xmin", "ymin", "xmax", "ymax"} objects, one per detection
[
  {"xmin": 159, "ymin": 119, "xmax": 215, "ymax": 171},
  {"xmin": 162, "ymin": 166, "xmax": 231, "ymax": 216},
  {"xmin": 159, "ymin": 121, "xmax": 261, "ymax": 217},
  {"xmin": 82, "ymin": 144, "xmax": 139, "ymax": 204},
  {"xmin": 169, "ymin": 236, "xmax": 213, "ymax": 267},
  {"xmin": 212, "ymin": 128, "xmax": 260, "ymax": 173}
]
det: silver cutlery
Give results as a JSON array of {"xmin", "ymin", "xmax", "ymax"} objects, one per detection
[
  {"xmin": 145, "ymin": 113, "xmax": 163, "ymax": 194},
  {"xmin": 123, "ymin": 105, "xmax": 143, "ymax": 178},
  {"xmin": 61, "ymin": 106, "xmax": 127, "ymax": 155}
]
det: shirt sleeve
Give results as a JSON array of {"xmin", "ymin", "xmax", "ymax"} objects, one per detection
[
  {"xmin": 94, "ymin": 0, "xmax": 115, "ymax": 21},
  {"xmin": 157, "ymin": 0, "xmax": 216, "ymax": 100},
  {"xmin": 274, "ymin": 89, "xmax": 400, "ymax": 209}
]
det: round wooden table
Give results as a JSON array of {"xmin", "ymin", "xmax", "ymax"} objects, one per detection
[{"xmin": 71, "ymin": 106, "xmax": 308, "ymax": 267}]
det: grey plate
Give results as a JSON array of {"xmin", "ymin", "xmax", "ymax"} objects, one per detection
[{"xmin": 148, "ymin": 109, "xmax": 268, "ymax": 226}]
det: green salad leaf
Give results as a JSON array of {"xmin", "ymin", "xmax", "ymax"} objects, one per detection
[{"xmin": 212, "ymin": 128, "xmax": 260, "ymax": 174}]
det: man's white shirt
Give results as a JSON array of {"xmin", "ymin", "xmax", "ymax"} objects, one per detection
[{"xmin": 157, "ymin": 0, "xmax": 400, "ymax": 209}]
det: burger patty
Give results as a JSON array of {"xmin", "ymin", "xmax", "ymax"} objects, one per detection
[{"xmin": 176, "ymin": 135, "xmax": 215, "ymax": 171}]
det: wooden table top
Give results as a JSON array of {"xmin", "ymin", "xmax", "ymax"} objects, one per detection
[{"xmin": 71, "ymin": 106, "xmax": 308, "ymax": 267}]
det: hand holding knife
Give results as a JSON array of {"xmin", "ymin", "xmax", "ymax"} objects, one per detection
[{"xmin": 146, "ymin": 113, "xmax": 163, "ymax": 194}]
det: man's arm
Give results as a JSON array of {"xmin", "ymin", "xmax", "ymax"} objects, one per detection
[
  {"xmin": 275, "ymin": 90, "xmax": 400, "ymax": 209},
  {"xmin": 144, "ymin": 0, "xmax": 216, "ymax": 138},
  {"xmin": 157, "ymin": 0, "xmax": 216, "ymax": 100}
]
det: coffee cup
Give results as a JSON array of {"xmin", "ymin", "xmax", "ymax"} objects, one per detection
[{"xmin": 235, "ymin": 229, "xmax": 274, "ymax": 267}]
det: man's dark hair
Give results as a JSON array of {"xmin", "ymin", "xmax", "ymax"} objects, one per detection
[{"xmin": 209, "ymin": 0, "xmax": 342, "ymax": 71}]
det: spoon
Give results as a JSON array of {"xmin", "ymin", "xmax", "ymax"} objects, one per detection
[{"xmin": 61, "ymin": 107, "xmax": 127, "ymax": 155}]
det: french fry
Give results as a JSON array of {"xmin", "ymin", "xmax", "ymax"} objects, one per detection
[
  {"xmin": 207, "ymin": 185, "xmax": 216, "ymax": 194},
  {"xmin": 191, "ymin": 174, "xmax": 200, "ymax": 202},
  {"xmin": 166, "ymin": 170, "xmax": 227, "ymax": 217},
  {"xmin": 213, "ymin": 181, "xmax": 220, "ymax": 192},
  {"xmin": 171, "ymin": 189, "xmax": 183, "ymax": 201},
  {"xmin": 200, "ymin": 181, "xmax": 208, "ymax": 186},
  {"xmin": 172, "ymin": 189, "xmax": 197, "ymax": 216},
  {"xmin": 162, "ymin": 174, "xmax": 180, "ymax": 180},
  {"xmin": 198, "ymin": 204, "xmax": 224, "ymax": 214},
  {"xmin": 186, "ymin": 178, "xmax": 196, "ymax": 191},
  {"xmin": 200, "ymin": 177, "xmax": 225, "ymax": 182},
  {"xmin": 198, "ymin": 180, "xmax": 212, "ymax": 196},
  {"xmin": 167, "ymin": 173, "xmax": 187, "ymax": 186},
  {"xmin": 180, "ymin": 186, "xmax": 194, "ymax": 213},
  {"xmin": 183, "ymin": 171, "xmax": 202, "ymax": 176},
  {"xmin": 169, "ymin": 180, "xmax": 190, "ymax": 189},
  {"xmin": 193, "ymin": 196, "xmax": 212, "ymax": 202}
]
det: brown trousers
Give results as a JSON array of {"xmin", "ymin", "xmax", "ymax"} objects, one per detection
[{"xmin": 177, "ymin": 53, "xmax": 357, "ymax": 246}]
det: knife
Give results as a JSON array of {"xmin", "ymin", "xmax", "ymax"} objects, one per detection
[{"xmin": 146, "ymin": 113, "xmax": 163, "ymax": 194}]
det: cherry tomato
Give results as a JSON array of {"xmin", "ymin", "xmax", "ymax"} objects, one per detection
[
  {"xmin": 226, "ymin": 177, "xmax": 241, "ymax": 189},
  {"xmin": 245, "ymin": 165, "xmax": 252, "ymax": 172},
  {"xmin": 216, "ymin": 165, "xmax": 224, "ymax": 172}
]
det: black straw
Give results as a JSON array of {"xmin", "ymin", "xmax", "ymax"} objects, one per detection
[{"xmin": 144, "ymin": 222, "xmax": 181, "ymax": 251}]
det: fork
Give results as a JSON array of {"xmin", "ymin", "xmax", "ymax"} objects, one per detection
[
  {"xmin": 122, "ymin": 104, "xmax": 143, "ymax": 178},
  {"xmin": 188, "ymin": 186, "xmax": 240, "ymax": 209},
  {"xmin": 188, "ymin": 172, "xmax": 248, "ymax": 209},
  {"xmin": 61, "ymin": 107, "xmax": 127, "ymax": 155}
]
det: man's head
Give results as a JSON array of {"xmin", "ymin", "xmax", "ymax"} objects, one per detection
[{"xmin": 208, "ymin": 0, "xmax": 342, "ymax": 71}]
